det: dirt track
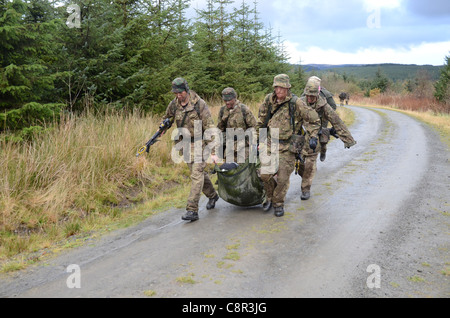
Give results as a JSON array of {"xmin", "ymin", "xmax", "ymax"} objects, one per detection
[{"xmin": 0, "ymin": 105, "xmax": 449, "ymax": 298}]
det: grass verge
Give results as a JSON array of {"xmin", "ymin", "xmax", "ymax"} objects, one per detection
[{"xmin": 352, "ymin": 99, "xmax": 450, "ymax": 149}]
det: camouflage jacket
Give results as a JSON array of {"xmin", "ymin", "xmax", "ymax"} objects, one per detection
[
  {"xmin": 300, "ymin": 95, "xmax": 356, "ymax": 148},
  {"xmin": 257, "ymin": 92, "xmax": 320, "ymax": 144},
  {"xmin": 217, "ymin": 101, "xmax": 257, "ymax": 131},
  {"xmin": 163, "ymin": 91, "xmax": 217, "ymax": 151}
]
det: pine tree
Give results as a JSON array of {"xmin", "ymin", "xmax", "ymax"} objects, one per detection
[
  {"xmin": 434, "ymin": 55, "xmax": 450, "ymax": 105},
  {"xmin": 371, "ymin": 67, "xmax": 389, "ymax": 93},
  {"xmin": 0, "ymin": 0, "xmax": 63, "ymax": 132}
]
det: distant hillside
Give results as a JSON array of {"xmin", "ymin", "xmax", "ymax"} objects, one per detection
[{"xmin": 301, "ymin": 63, "xmax": 443, "ymax": 81}]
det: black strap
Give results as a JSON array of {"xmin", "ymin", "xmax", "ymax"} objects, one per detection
[
  {"xmin": 180, "ymin": 112, "xmax": 189, "ymax": 127},
  {"xmin": 264, "ymin": 94, "xmax": 298, "ymax": 133},
  {"xmin": 180, "ymin": 101, "xmax": 201, "ymax": 127}
]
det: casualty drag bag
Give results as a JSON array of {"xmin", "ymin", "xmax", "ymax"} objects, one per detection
[{"xmin": 214, "ymin": 159, "xmax": 265, "ymax": 207}]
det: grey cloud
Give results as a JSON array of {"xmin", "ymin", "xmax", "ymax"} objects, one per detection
[{"xmin": 403, "ymin": 0, "xmax": 450, "ymax": 18}]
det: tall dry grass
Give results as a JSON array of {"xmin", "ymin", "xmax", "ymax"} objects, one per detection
[
  {"xmin": 0, "ymin": 109, "xmax": 191, "ymax": 264},
  {"xmin": 352, "ymin": 93, "xmax": 449, "ymax": 114},
  {"xmin": 351, "ymin": 94, "xmax": 450, "ymax": 148}
]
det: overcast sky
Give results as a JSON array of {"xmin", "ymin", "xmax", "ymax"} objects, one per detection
[{"xmin": 188, "ymin": 0, "xmax": 450, "ymax": 66}]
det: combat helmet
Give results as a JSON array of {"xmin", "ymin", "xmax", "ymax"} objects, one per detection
[
  {"xmin": 171, "ymin": 77, "xmax": 190, "ymax": 93},
  {"xmin": 273, "ymin": 74, "xmax": 291, "ymax": 89},
  {"xmin": 222, "ymin": 87, "xmax": 237, "ymax": 101},
  {"xmin": 304, "ymin": 76, "xmax": 321, "ymax": 97}
]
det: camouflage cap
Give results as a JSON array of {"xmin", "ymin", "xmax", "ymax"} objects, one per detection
[
  {"xmin": 304, "ymin": 76, "xmax": 321, "ymax": 96},
  {"xmin": 171, "ymin": 77, "xmax": 190, "ymax": 93},
  {"xmin": 222, "ymin": 87, "xmax": 237, "ymax": 101},
  {"xmin": 273, "ymin": 74, "xmax": 291, "ymax": 88}
]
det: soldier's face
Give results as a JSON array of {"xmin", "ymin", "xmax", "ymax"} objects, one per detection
[
  {"xmin": 175, "ymin": 91, "xmax": 189, "ymax": 104},
  {"xmin": 307, "ymin": 95, "xmax": 317, "ymax": 104},
  {"xmin": 225, "ymin": 98, "xmax": 236, "ymax": 109},
  {"xmin": 274, "ymin": 86, "xmax": 288, "ymax": 101}
]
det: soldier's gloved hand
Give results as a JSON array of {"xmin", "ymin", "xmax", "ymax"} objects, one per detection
[
  {"xmin": 309, "ymin": 137, "xmax": 318, "ymax": 151},
  {"xmin": 329, "ymin": 127, "xmax": 338, "ymax": 138}
]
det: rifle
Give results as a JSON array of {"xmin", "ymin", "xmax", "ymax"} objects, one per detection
[{"xmin": 136, "ymin": 118, "xmax": 172, "ymax": 157}]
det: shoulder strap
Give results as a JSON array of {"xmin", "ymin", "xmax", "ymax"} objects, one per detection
[
  {"xmin": 194, "ymin": 101, "xmax": 201, "ymax": 117},
  {"xmin": 219, "ymin": 106, "xmax": 225, "ymax": 119},
  {"xmin": 289, "ymin": 94, "xmax": 298, "ymax": 134},
  {"xmin": 221, "ymin": 104, "xmax": 249, "ymax": 128},
  {"xmin": 180, "ymin": 100, "xmax": 201, "ymax": 127},
  {"xmin": 240, "ymin": 104, "xmax": 248, "ymax": 128},
  {"xmin": 263, "ymin": 94, "xmax": 297, "ymax": 129}
]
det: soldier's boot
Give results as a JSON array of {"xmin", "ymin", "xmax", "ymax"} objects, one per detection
[
  {"xmin": 206, "ymin": 194, "xmax": 219, "ymax": 210},
  {"xmin": 182, "ymin": 211, "xmax": 199, "ymax": 221},
  {"xmin": 262, "ymin": 200, "xmax": 272, "ymax": 212},
  {"xmin": 274, "ymin": 206, "xmax": 284, "ymax": 217},
  {"xmin": 320, "ymin": 152, "xmax": 326, "ymax": 162},
  {"xmin": 301, "ymin": 191, "xmax": 310, "ymax": 200}
]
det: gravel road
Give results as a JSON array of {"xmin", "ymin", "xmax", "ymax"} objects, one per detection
[{"xmin": 0, "ymin": 105, "xmax": 449, "ymax": 299}]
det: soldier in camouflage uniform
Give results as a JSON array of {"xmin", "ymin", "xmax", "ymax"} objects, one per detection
[
  {"xmin": 162, "ymin": 78, "xmax": 220, "ymax": 221},
  {"xmin": 257, "ymin": 74, "xmax": 321, "ymax": 217},
  {"xmin": 298, "ymin": 76, "xmax": 357, "ymax": 201},
  {"xmin": 301, "ymin": 76, "xmax": 337, "ymax": 161},
  {"xmin": 217, "ymin": 87, "xmax": 257, "ymax": 163}
]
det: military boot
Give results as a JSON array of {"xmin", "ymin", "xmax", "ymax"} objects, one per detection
[
  {"xmin": 182, "ymin": 211, "xmax": 199, "ymax": 221},
  {"xmin": 274, "ymin": 206, "xmax": 284, "ymax": 217},
  {"xmin": 206, "ymin": 194, "xmax": 219, "ymax": 210},
  {"xmin": 301, "ymin": 191, "xmax": 310, "ymax": 200},
  {"xmin": 262, "ymin": 200, "xmax": 272, "ymax": 212}
]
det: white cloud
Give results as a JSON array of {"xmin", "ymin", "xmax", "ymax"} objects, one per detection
[
  {"xmin": 363, "ymin": 0, "xmax": 403, "ymax": 9},
  {"xmin": 285, "ymin": 40, "xmax": 450, "ymax": 66}
]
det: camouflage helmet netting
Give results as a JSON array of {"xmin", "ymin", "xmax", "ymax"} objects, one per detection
[
  {"xmin": 272, "ymin": 74, "xmax": 291, "ymax": 89},
  {"xmin": 304, "ymin": 76, "xmax": 321, "ymax": 96},
  {"xmin": 171, "ymin": 77, "xmax": 190, "ymax": 93},
  {"xmin": 222, "ymin": 87, "xmax": 237, "ymax": 101}
]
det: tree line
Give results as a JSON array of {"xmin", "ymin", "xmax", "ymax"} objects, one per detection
[
  {"xmin": 312, "ymin": 59, "xmax": 450, "ymax": 106},
  {"xmin": 1, "ymin": 0, "xmax": 298, "ymax": 136},
  {"xmin": 2, "ymin": 0, "xmax": 449, "ymax": 138}
]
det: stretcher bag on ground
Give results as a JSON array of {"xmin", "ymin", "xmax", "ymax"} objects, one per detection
[{"xmin": 214, "ymin": 159, "xmax": 265, "ymax": 207}]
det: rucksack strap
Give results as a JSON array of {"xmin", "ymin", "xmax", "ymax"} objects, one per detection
[
  {"xmin": 180, "ymin": 100, "xmax": 201, "ymax": 127},
  {"xmin": 220, "ymin": 104, "xmax": 248, "ymax": 128},
  {"xmin": 264, "ymin": 94, "xmax": 298, "ymax": 134}
]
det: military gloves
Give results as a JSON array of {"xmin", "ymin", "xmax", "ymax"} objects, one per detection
[{"xmin": 309, "ymin": 137, "xmax": 318, "ymax": 151}]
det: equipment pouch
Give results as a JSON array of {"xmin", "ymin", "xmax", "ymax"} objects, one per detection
[{"xmin": 288, "ymin": 134, "xmax": 305, "ymax": 154}]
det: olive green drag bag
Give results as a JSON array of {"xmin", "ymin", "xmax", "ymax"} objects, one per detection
[{"xmin": 214, "ymin": 159, "xmax": 265, "ymax": 207}]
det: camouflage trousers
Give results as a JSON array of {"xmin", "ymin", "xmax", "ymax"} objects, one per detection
[
  {"xmin": 260, "ymin": 148, "xmax": 296, "ymax": 208},
  {"xmin": 298, "ymin": 151, "xmax": 319, "ymax": 192},
  {"xmin": 186, "ymin": 161, "xmax": 217, "ymax": 212}
]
